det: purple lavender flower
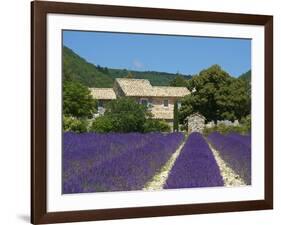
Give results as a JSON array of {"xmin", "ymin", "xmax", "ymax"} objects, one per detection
[
  {"xmin": 164, "ymin": 132, "xmax": 224, "ymax": 189},
  {"xmin": 226, "ymin": 132, "xmax": 251, "ymax": 149},
  {"xmin": 208, "ymin": 132, "xmax": 251, "ymax": 184},
  {"xmin": 63, "ymin": 132, "xmax": 184, "ymax": 193}
]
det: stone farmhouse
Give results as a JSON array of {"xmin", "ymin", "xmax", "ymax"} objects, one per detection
[{"xmin": 90, "ymin": 78, "xmax": 190, "ymax": 125}]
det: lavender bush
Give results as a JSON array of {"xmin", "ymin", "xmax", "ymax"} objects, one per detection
[
  {"xmin": 63, "ymin": 132, "xmax": 184, "ymax": 193},
  {"xmin": 208, "ymin": 132, "xmax": 251, "ymax": 184},
  {"xmin": 164, "ymin": 132, "xmax": 224, "ymax": 189},
  {"xmin": 226, "ymin": 132, "xmax": 251, "ymax": 149},
  {"xmin": 63, "ymin": 132, "xmax": 144, "ymax": 187}
]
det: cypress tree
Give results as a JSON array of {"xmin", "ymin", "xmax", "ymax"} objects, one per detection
[{"xmin": 173, "ymin": 101, "xmax": 179, "ymax": 132}]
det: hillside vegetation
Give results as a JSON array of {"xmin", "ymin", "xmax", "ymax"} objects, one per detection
[
  {"xmin": 63, "ymin": 46, "xmax": 192, "ymax": 88},
  {"xmin": 63, "ymin": 47, "xmax": 113, "ymax": 88},
  {"xmin": 239, "ymin": 70, "xmax": 251, "ymax": 82}
]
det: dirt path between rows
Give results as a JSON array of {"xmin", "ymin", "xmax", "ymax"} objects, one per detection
[
  {"xmin": 207, "ymin": 142, "xmax": 246, "ymax": 187},
  {"xmin": 143, "ymin": 140, "xmax": 186, "ymax": 191},
  {"xmin": 143, "ymin": 136, "xmax": 246, "ymax": 190}
]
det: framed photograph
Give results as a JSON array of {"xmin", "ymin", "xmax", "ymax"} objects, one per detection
[{"xmin": 31, "ymin": 1, "xmax": 273, "ymax": 224}]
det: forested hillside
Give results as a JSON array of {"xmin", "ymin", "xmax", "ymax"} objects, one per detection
[
  {"xmin": 63, "ymin": 46, "xmax": 192, "ymax": 88},
  {"xmin": 239, "ymin": 70, "xmax": 251, "ymax": 82},
  {"xmin": 63, "ymin": 46, "xmax": 113, "ymax": 87}
]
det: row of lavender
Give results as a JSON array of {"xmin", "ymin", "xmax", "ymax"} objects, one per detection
[
  {"xmin": 226, "ymin": 133, "xmax": 251, "ymax": 149},
  {"xmin": 208, "ymin": 132, "xmax": 251, "ymax": 184},
  {"xmin": 164, "ymin": 132, "xmax": 224, "ymax": 189},
  {"xmin": 63, "ymin": 132, "xmax": 184, "ymax": 193}
]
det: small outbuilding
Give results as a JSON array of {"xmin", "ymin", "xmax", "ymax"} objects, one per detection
[
  {"xmin": 90, "ymin": 88, "xmax": 117, "ymax": 116},
  {"xmin": 185, "ymin": 113, "xmax": 206, "ymax": 133}
]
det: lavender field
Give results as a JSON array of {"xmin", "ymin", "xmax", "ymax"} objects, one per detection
[
  {"xmin": 63, "ymin": 131, "xmax": 251, "ymax": 194},
  {"xmin": 63, "ymin": 132, "xmax": 184, "ymax": 193},
  {"xmin": 208, "ymin": 132, "xmax": 251, "ymax": 184}
]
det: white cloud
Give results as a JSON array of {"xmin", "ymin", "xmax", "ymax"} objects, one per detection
[{"xmin": 132, "ymin": 59, "xmax": 144, "ymax": 69}]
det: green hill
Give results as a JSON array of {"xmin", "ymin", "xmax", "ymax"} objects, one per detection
[
  {"xmin": 105, "ymin": 68, "xmax": 192, "ymax": 86},
  {"xmin": 239, "ymin": 70, "xmax": 251, "ymax": 82},
  {"xmin": 63, "ymin": 46, "xmax": 113, "ymax": 87},
  {"xmin": 63, "ymin": 46, "xmax": 192, "ymax": 88}
]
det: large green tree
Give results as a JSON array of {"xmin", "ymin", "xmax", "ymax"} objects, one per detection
[
  {"xmin": 63, "ymin": 81, "xmax": 97, "ymax": 118},
  {"xmin": 239, "ymin": 70, "xmax": 251, "ymax": 97},
  {"xmin": 179, "ymin": 65, "xmax": 250, "ymax": 123}
]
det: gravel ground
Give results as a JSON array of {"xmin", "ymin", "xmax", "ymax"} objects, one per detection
[
  {"xmin": 208, "ymin": 142, "xmax": 246, "ymax": 187},
  {"xmin": 143, "ymin": 140, "xmax": 186, "ymax": 191},
  {"xmin": 143, "ymin": 137, "xmax": 246, "ymax": 190}
]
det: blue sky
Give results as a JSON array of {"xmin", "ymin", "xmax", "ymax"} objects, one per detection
[{"xmin": 63, "ymin": 30, "xmax": 251, "ymax": 77}]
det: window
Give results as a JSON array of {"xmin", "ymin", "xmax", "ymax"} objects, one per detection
[
  {"xmin": 163, "ymin": 99, "xmax": 169, "ymax": 107},
  {"xmin": 140, "ymin": 98, "xmax": 148, "ymax": 107},
  {"xmin": 178, "ymin": 101, "xmax": 182, "ymax": 109},
  {"xmin": 98, "ymin": 100, "xmax": 104, "ymax": 108}
]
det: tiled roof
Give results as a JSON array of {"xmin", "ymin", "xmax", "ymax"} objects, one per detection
[
  {"xmin": 115, "ymin": 78, "xmax": 153, "ymax": 96},
  {"xmin": 115, "ymin": 78, "xmax": 190, "ymax": 97},
  {"xmin": 90, "ymin": 88, "xmax": 116, "ymax": 100},
  {"xmin": 188, "ymin": 112, "xmax": 206, "ymax": 119},
  {"xmin": 152, "ymin": 86, "xmax": 190, "ymax": 97}
]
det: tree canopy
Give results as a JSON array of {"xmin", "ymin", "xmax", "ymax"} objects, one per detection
[
  {"xmin": 91, "ymin": 97, "xmax": 171, "ymax": 133},
  {"xmin": 179, "ymin": 65, "xmax": 251, "ymax": 123},
  {"xmin": 63, "ymin": 81, "xmax": 97, "ymax": 118},
  {"xmin": 91, "ymin": 97, "xmax": 147, "ymax": 133},
  {"xmin": 169, "ymin": 75, "xmax": 188, "ymax": 87},
  {"xmin": 239, "ymin": 70, "xmax": 251, "ymax": 97}
]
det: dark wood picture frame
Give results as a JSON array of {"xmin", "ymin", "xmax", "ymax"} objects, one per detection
[{"xmin": 31, "ymin": 1, "xmax": 273, "ymax": 224}]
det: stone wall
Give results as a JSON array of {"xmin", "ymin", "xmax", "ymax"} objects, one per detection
[
  {"xmin": 150, "ymin": 97, "xmax": 176, "ymax": 120},
  {"xmin": 205, "ymin": 121, "xmax": 215, "ymax": 128},
  {"xmin": 205, "ymin": 119, "xmax": 240, "ymax": 128},
  {"xmin": 217, "ymin": 119, "xmax": 240, "ymax": 126},
  {"xmin": 186, "ymin": 113, "xmax": 206, "ymax": 133}
]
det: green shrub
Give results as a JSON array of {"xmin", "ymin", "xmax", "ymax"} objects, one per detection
[
  {"xmin": 90, "ymin": 116, "xmax": 114, "ymax": 133},
  {"xmin": 91, "ymin": 116, "xmax": 171, "ymax": 133},
  {"xmin": 143, "ymin": 119, "xmax": 171, "ymax": 133},
  {"xmin": 203, "ymin": 123, "xmax": 249, "ymax": 136},
  {"xmin": 63, "ymin": 116, "xmax": 89, "ymax": 133},
  {"xmin": 103, "ymin": 97, "xmax": 147, "ymax": 133},
  {"xmin": 179, "ymin": 124, "xmax": 187, "ymax": 132},
  {"xmin": 240, "ymin": 115, "xmax": 251, "ymax": 132},
  {"xmin": 63, "ymin": 81, "xmax": 97, "ymax": 118}
]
